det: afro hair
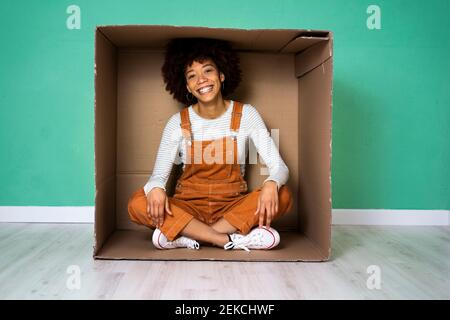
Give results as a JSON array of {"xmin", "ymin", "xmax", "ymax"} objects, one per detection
[{"xmin": 161, "ymin": 37, "xmax": 242, "ymax": 106}]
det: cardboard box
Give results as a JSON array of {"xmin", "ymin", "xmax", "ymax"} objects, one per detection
[{"xmin": 94, "ymin": 25, "xmax": 333, "ymax": 261}]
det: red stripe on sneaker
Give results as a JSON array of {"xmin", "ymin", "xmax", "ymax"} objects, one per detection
[
  {"xmin": 260, "ymin": 227, "xmax": 276, "ymax": 249},
  {"xmin": 266, "ymin": 228, "xmax": 276, "ymax": 249},
  {"xmin": 157, "ymin": 231, "xmax": 165, "ymax": 249}
]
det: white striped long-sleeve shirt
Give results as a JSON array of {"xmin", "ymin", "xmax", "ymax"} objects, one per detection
[{"xmin": 143, "ymin": 100, "xmax": 289, "ymax": 195}]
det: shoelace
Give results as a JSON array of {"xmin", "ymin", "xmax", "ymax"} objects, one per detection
[
  {"xmin": 225, "ymin": 232, "xmax": 265, "ymax": 252},
  {"xmin": 232, "ymin": 242, "xmax": 251, "ymax": 252},
  {"xmin": 173, "ymin": 236, "xmax": 200, "ymax": 250}
]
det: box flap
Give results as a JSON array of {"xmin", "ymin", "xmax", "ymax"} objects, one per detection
[
  {"xmin": 281, "ymin": 35, "xmax": 329, "ymax": 53},
  {"xmin": 295, "ymin": 32, "xmax": 333, "ymax": 77},
  {"xmin": 98, "ymin": 25, "xmax": 330, "ymax": 53}
]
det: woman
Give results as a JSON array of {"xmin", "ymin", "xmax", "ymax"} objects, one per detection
[{"xmin": 128, "ymin": 38, "xmax": 293, "ymax": 252}]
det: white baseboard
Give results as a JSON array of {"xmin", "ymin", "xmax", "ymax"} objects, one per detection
[
  {"xmin": 0, "ymin": 206, "xmax": 94, "ymax": 223},
  {"xmin": 332, "ymin": 209, "xmax": 450, "ymax": 226},
  {"xmin": 0, "ymin": 207, "xmax": 449, "ymax": 226}
]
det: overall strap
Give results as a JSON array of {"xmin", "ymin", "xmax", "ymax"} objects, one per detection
[
  {"xmin": 230, "ymin": 101, "xmax": 243, "ymax": 137},
  {"xmin": 180, "ymin": 107, "xmax": 192, "ymax": 145}
]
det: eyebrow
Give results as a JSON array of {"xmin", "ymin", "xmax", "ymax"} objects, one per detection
[{"xmin": 185, "ymin": 63, "xmax": 215, "ymax": 75}]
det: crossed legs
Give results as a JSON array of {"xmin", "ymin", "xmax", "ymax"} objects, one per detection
[
  {"xmin": 178, "ymin": 217, "xmax": 237, "ymax": 248},
  {"xmin": 128, "ymin": 185, "xmax": 293, "ymax": 248},
  {"xmin": 178, "ymin": 185, "xmax": 294, "ymax": 247}
]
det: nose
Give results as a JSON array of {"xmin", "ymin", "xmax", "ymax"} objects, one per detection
[{"xmin": 197, "ymin": 73, "xmax": 208, "ymax": 84}]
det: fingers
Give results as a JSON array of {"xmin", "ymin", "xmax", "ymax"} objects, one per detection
[
  {"xmin": 259, "ymin": 203, "xmax": 265, "ymax": 228},
  {"xmin": 165, "ymin": 197, "xmax": 173, "ymax": 216},
  {"xmin": 151, "ymin": 201, "xmax": 161, "ymax": 228},
  {"xmin": 151, "ymin": 202, "xmax": 157, "ymax": 227},
  {"xmin": 147, "ymin": 194, "xmax": 172, "ymax": 229},
  {"xmin": 265, "ymin": 190, "xmax": 279, "ymax": 228},
  {"xmin": 266, "ymin": 200, "xmax": 276, "ymax": 229},
  {"xmin": 256, "ymin": 199, "xmax": 279, "ymax": 229},
  {"xmin": 262, "ymin": 202, "xmax": 271, "ymax": 229},
  {"xmin": 147, "ymin": 198, "xmax": 156, "ymax": 227},
  {"xmin": 157, "ymin": 201, "xmax": 164, "ymax": 228},
  {"xmin": 265, "ymin": 203, "xmax": 272, "ymax": 229},
  {"xmin": 149, "ymin": 200, "xmax": 153, "ymax": 220},
  {"xmin": 268, "ymin": 193, "xmax": 279, "ymax": 229},
  {"xmin": 255, "ymin": 197, "xmax": 264, "ymax": 228}
]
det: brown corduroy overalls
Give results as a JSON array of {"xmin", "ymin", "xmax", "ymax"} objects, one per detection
[{"xmin": 128, "ymin": 101, "xmax": 293, "ymax": 241}]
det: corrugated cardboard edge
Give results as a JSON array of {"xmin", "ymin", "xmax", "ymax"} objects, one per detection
[
  {"xmin": 93, "ymin": 26, "xmax": 118, "ymax": 258},
  {"xmin": 328, "ymin": 32, "xmax": 334, "ymax": 260}
]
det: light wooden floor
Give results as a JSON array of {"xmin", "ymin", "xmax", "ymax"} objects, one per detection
[{"xmin": 0, "ymin": 223, "xmax": 448, "ymax": 299}]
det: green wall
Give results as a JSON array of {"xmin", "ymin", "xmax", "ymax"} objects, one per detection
[{"xmin": 0, "ymin": 0, "xmax": 448, "ymax": 209}]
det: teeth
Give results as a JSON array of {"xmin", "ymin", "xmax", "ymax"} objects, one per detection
[{"xmin": 198, "ymin": 86, "xmax": 213, "ymax": 94}]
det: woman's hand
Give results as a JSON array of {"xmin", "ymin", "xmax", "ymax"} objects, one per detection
[
  {"xmin": 254, "ymin": 180, "xmax": 279, "ymax": 228},
  {"xmin": 146, "ymin": 187, "xmax": 173, "ymax": 228}
]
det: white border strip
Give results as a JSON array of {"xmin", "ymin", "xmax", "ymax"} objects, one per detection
[
  {"xmin": 0, "ymin": 207, "xmax": 448, "ymax": 226},
  {"xmin": 332, "ymin": 209, "xmax": 450, "ymax": 226},
  {"xmin": 0, "ymin": 207, "xmax": 94, "ymax": 223}
]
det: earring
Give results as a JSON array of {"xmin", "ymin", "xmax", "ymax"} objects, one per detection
[
  {"xmin": 222, "ymin": 81, "xmax": 225, "ymax": 91},
  {"xmin": 186, "ymin": 91, "xmax": 194, "ymax": 101}
]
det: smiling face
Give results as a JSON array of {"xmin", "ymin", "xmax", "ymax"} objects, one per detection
[{"xmin": 185, "ymin": 58, "xmax": 225, "ymax": 103}]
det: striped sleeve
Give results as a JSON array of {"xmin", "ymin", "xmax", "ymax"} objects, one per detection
[{"xmin": 245, "ymin": 105, "xmax": 290, "ymax": 190}]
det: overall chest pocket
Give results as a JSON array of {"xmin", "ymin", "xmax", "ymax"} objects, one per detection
[
  {"xmin": 188, "ymin": 137, "xmax": 236, "ymax": 181},
  {"xmin": 187, "ymin": 162, "xmax": 234, "ymax": 181}
]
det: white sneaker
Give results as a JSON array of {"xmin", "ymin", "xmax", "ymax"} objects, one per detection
[
  {"xmin": 223, "ymin": 226, "xmax": 281, "ymax": 252},
  {"xmin": 152, "ymin": 228, "xmax": 200, "ymax": 250}
]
